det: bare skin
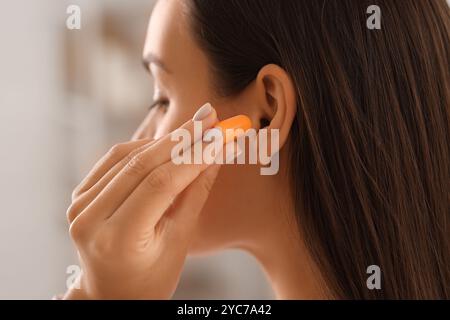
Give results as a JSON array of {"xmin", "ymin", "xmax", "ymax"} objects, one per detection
[{"xmin": 64, "ymin": 0, "xmax": 327, "ymax": 300}]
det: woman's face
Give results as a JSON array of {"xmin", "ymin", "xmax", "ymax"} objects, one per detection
[{"xmin": 137, "ymin": 0, "xmax": 277, "ymax": 254}]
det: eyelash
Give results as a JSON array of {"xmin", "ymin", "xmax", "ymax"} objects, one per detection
[{"xmin": 148, "ymin": 98, "xmax": 169, "ymax": 111}]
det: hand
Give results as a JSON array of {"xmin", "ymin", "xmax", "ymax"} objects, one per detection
[{"xmin": 63, "ymin": 105, "xmax": 237, "ymax": 299}]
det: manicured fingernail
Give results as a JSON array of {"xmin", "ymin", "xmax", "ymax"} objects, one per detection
[
  {"xmin": 215, "ymin": 115, "xmax": 253, "ymax": 143},
  {"xmin": 193, "ymin": 103, "xmax": 213, "ymax": 121}
]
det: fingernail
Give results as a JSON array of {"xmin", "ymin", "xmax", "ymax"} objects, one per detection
[{"xmin": 193, "ymin": 103, "xmax": 213, "ymax": 121}]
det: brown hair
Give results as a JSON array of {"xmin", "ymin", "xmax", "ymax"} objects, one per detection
[{"xmin": 187, "ymin": 0, "xmax": 450, "ymax": 299}]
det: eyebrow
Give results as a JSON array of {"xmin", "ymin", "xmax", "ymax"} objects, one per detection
[{"xmin": 142, "ymin": 53, "xmax": 171, "ymax": 74}]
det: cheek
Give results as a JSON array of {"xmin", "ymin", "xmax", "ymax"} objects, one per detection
[
  {"xmin": 153, "ymin": 102, "xmax": 197, "ymax": 138},
  {"xmin": 209, "ymin": 98, "xmax": 250, "ymax": 124},
  {"xmin": 134, "ymin": 88, "xmax": 215, "ymax": 140},
  {"xmin": 152, "ymin": 110, "xmax": 179, "ymax": 139}
]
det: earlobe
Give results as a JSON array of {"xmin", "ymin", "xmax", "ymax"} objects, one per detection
[{"xmin": 255, "ymin": 64, "xmax": 297, "ymax": 150}]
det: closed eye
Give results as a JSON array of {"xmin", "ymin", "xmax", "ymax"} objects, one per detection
[{"xmin": 148, "ymin": 98, "xmax": 170, "ymax": 112}]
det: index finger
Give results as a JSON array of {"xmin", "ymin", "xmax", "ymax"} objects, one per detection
[
  {"xmin": 110, "ymin": 140, "xmax": 241, "ymax": 243},
  {"xmin": 72, "ymin": 103, "xmax": 218, "ymax": 224},
  {"xmin": 72, "ymin": 139, "xmax": 152, "ymax": 200}
]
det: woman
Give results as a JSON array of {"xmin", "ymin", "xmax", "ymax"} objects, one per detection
[{"xmin": 62, "ymin": 0, "xmax": 450, "ymax": 299}]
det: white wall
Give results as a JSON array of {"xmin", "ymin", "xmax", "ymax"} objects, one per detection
[
  {"xmin": 0, "ymin": 0, "xmax": 72, "ymax": 299},
  {"xmin": 0, "ymin": 0, "xmax": 272, "ymax": 299}
]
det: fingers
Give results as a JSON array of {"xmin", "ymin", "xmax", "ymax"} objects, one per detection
[
  {"xmin": 110, "ymin": 141, "xmax": 240, "ymax": 245},
  {"xmin": 71, "ymin": 139, "xmax": 152, "ymax": 201},
  {"xmin": 70, "ymin": 107, "xmax": 218, "ymax": 226},
  {"xmin": 67, "ymin": 139, "xmax": 158, "ymax": 224}
]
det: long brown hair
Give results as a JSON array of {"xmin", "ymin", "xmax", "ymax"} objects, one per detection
[{"xmin": 187, "ymin": 0, "xmax": 450, "ymax": 299}]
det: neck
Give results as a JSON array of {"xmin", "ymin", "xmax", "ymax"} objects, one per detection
[
  {"xmin": 240, "ymin": 174, "xmax": 329, "ymax": 299},
  {"xmin": 247, "ymin": 221, "xmax": 327, "ymax": 299}
]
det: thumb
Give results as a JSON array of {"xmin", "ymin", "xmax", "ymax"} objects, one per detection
[{"xmin": 162, "ymin": 164, "xmax": 221, "ymax": 246}]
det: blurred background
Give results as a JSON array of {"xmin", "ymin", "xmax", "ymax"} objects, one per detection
[{"xmin": 0, "ymin": 0, "xmax": 273, "ymax": 299}]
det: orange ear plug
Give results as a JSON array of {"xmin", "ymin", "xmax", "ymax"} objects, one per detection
[
  {"xmin": 203, "ymin": 115, "xmax": 252, "ymax": 144},
  {"xmin": 215, "ymin": 115, "xmax": 253, "ymax": 143}
]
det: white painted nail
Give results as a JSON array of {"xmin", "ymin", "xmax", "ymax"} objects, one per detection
[{"xmin": 192, "ymin": 103, "xmax": 213, "ymax": 121}]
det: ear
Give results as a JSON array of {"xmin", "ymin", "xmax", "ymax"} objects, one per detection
[{"xmin": 249, "ymin": 64, "xmax": 297, "ymax": 150}]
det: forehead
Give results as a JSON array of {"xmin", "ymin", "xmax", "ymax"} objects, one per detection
[
  {"xmin": 143, "ymin": 0, "xmax": 187, "ymax": 67},
  {"xmin": 143, "ymin": 0, "xmax": 211, "ymax": 94}
]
